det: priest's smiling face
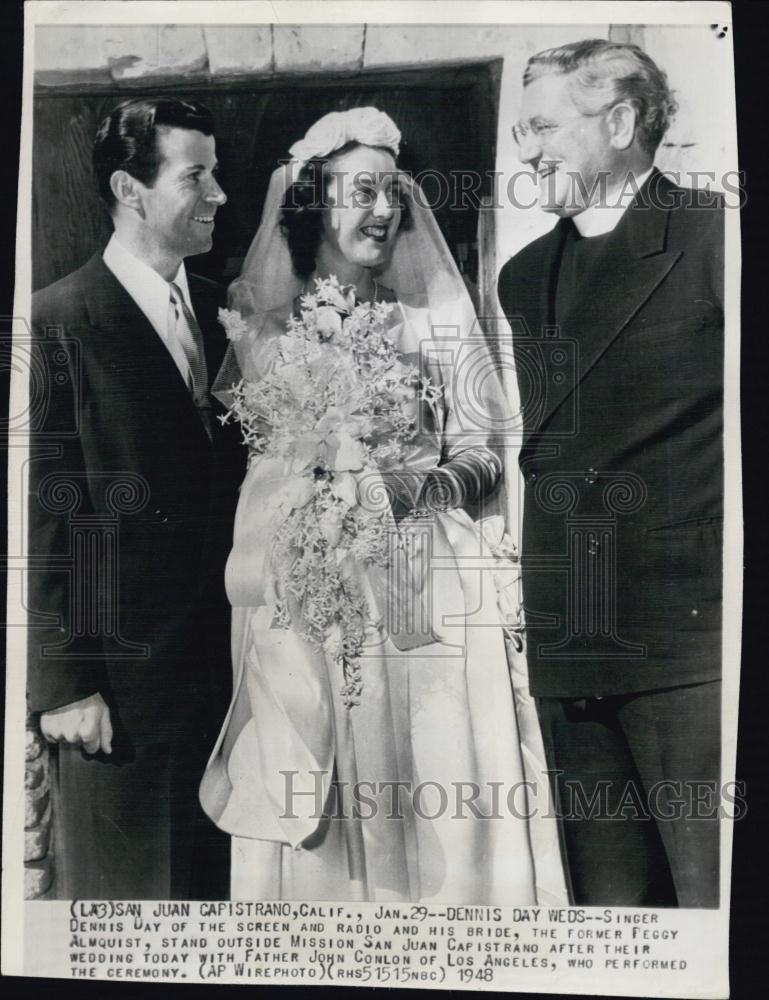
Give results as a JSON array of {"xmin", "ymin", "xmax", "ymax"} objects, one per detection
[{"xmin": 515, "ymin": 72, "xmax": 619, "ymax": 217}]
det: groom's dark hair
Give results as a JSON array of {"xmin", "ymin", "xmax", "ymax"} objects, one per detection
[{"xmin": 93, "ymin": 98, "xmax": 216, "ymax": 209}]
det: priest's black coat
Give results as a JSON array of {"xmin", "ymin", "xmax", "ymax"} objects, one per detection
[{"xmin": 497, "ymin": 172, "xmax": 724, "ymax": 698}]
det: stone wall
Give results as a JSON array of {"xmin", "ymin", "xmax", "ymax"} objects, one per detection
[{"xmin": 34, "ymin": 23, "xmax": 602, "ymax": 87}]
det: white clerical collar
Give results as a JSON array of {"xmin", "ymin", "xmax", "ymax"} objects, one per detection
[
  {"xmin": 103, "ymin": 233, "xmax": 194, "ymax": 340},
  {"xmin": 571, "ymin": 167, "xmax": 655, "ymax": 238}
]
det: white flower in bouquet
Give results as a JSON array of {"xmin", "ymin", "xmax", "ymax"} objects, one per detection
[
  {"xmin": 218, "ymin": 307, "xmax": 249, "ymax": 342},
  {"xmin": 315, "ymin": 305, "xmax": 344, "ymax": 341}
]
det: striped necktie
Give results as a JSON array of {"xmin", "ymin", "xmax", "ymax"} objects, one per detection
[{"xmin": 168, "ymin": 281, "xmax": 213, "ymax": 440}]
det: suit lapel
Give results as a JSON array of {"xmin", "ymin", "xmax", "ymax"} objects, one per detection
[
  {"xmin": 527, "ymin": 170, "xmax": 682, "ymax": 443},
  {"xmin": 82, "ymin": 253, "xmax": 213, "ymax": 442},
  {"xmin": 507, "ymin": 222, "xmax": 569, "ymax": 442},
  {"xmin": 512, "ymin": 219, "xmax": 566, "ymax": 336}
]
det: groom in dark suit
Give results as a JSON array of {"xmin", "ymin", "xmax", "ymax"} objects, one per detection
[
  {"xmin": 28, "ymin": 98, "xmax": 242, "ymax": 898},
  {"xmin": 498, "ymin": 40, "xmax": 723, "ymax": 906}
]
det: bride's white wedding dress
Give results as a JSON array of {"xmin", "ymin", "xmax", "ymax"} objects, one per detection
[{"xmin": 200, "ymin": 298, "xmax": 567, "ymax": 904}]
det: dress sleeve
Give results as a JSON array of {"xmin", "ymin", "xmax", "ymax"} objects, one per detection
[
  {"xmin": 420, "ymin": 447, "xmax": 503, "ymax": 509},
  {"xmin": 418, "ymin": 366, "xmax": 505, "ymax": 510}
]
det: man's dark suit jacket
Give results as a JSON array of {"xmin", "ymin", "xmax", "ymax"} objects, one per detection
[
  {"xmin": 27, "ymin": 251, "xmax": 243, "ymax": 747},
  {"xmin": 498, "ymin": 171, "xmax": 724, "ymax": 698}
]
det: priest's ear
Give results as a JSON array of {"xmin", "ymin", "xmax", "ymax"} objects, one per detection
[
  {"xmin": 108, "ymin": 170, "xmax": 145, "ymax": 216},
  {"xmin": 606, "ymin": 101, "xmax": 639, "ymax": 152}
]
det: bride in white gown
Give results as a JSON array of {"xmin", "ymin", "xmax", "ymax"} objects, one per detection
[{"xmin": 200, "ymin": 108, "xmax": 566, "ymax": 904}]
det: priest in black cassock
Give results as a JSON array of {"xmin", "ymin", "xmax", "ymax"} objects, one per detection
[{"xmin": 498, "ymin": 40, "xmax": 723, "ymax": 907}]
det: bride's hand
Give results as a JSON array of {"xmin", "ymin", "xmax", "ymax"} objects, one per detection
[
  {"xmin": 415, "ymin": 467, "xmax": 462, "ymax": 513},
  {"xmin": 354, "ymin": 468, "xmax": 426, "ymax": 522}
]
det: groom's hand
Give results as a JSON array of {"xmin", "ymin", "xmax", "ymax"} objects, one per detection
[{"xmin": 40, "ymin": 693, "xmax": 113, "ymax": 755}]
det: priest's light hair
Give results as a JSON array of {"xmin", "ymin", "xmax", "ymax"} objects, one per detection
[{"xmin": 523, "ymin": 38, "xmax": 678, "ymax": 155}]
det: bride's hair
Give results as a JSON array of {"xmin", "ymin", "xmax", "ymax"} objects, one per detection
[{"xmin": 280, "ymin": 140, "xmax": 413, "ymax": 279}]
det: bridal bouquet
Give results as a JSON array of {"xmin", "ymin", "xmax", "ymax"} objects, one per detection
[{"xmin": 219, "ymin": 275, "xmax": 442, "ymax": 707}]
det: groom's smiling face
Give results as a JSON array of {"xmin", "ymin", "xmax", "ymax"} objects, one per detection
[{"xmin": 137, "ymin": 126, "xmax": 227, "ymax": 262}]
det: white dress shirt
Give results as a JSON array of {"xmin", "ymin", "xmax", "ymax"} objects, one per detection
[
  {"xmin": 572, "ymin": 166, "xmax": 654, "ymax": 238},
  {"xmin": 102, "ymin": 233, "xmax": 198, "ymax": 386}
]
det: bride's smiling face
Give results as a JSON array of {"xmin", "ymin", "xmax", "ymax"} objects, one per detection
[{"xmin": 321, "ymin": 145, "xmax": 401, "ymax": 272}]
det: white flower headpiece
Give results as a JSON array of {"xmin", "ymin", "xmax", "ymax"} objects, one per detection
[{"xmin": 288, "ymin": 107, "xmax": 402, "ymax": 167}]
